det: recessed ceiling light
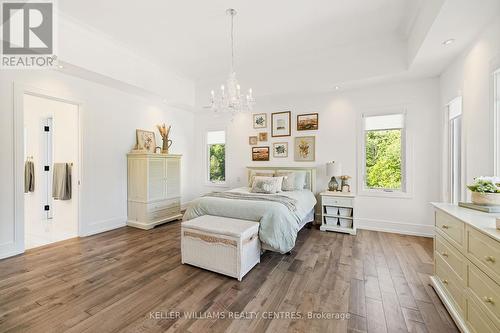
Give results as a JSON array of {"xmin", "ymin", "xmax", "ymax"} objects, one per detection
[
  {"xmin": 335, "ymin": 86, "xmax": 340, "ymax": 90},
  {"xmin": 442, "ymin": 39, "xmax": 455, "ymax": 46}
]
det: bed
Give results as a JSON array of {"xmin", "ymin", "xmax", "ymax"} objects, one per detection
[{"xmin": 183, "ymin": 167, "xmax": 317, "ymax": 253}]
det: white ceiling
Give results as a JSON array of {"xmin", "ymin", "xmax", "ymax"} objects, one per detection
[{"xmin": 59, "ymin": 0, "xmax": 500, "ymax": 99}]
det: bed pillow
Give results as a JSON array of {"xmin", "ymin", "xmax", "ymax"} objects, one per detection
[
  {"xmin": 278, "ymin": 170, "xmax": 307, "ymax": 190},
  {"xmin": 248, "ymin": 171, "xmax": 275, "ymax": 187},
  {"xmin": 251, "ymin": 176, "xmax": 284, "ymax": 194},
  {"xmin": 275, "ymin": 172, "xmax": 296, "ymax": 191}
]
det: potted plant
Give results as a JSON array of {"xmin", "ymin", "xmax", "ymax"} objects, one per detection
[{"xmin": 467, "ymin": 177, "xmax": 500, "ymax": 206}]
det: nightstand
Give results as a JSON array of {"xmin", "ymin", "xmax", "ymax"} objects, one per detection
[{"xmin": 319, "ymin": 191, "xmax": 356, "ymax": 235}]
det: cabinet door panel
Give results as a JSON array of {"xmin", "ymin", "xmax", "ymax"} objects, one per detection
[
  {"xmin": 148, "ymin": 158, "xmax": 167, "ymax": 200},
  {"xmin": 166, "ymin": 158, "xmax": 180, "ymax": 198}
]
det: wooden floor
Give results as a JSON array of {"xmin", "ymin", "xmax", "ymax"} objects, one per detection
[{"xmin": 0, "ymin": 222, "xmax": 458, "ymax": 333}]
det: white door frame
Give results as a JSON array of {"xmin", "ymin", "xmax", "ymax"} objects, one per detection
[{"xmin": 13, "ymin": 83, "xmax": 83, "ymax": 254}]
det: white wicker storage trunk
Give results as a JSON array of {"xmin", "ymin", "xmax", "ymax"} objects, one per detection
[{"xmin": 181, "ymin": 215, "xmax": 260, "ymax": 281}]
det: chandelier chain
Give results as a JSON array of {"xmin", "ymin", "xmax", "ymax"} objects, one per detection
[{"xmin": 230, "ymin": 12, "xmax": 234, "ymax": 72}]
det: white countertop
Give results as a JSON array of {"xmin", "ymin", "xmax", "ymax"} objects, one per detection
[{"xmin": 431, "ymin": 202, "xmax": 500, "ymax": 242}]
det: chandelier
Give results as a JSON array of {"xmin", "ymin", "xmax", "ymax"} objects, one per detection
[{"xmin": 209, "ymin": 8, "xmax": 255, "ymax": 112}]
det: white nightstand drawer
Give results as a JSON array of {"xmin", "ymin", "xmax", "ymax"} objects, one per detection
[{"xmin": 322, "ymin": 196, "xmax": 353, "ymax": 207}]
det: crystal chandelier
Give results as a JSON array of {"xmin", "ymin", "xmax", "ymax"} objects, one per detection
[{"xmin": 209, "ymin": 8, "xmax": 255, "ymax": 112}]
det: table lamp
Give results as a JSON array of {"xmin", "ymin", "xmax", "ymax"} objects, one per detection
[{"xmin": 326, "ymin": 161, "xmax": 342, "ymax": 191}]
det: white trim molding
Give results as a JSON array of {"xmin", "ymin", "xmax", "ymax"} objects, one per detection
[
  {"xmin": 493, "ymin": 67, "xmax": 500, "ymax": 176},
  {"xmin": 357, "ymin": 107, "xmax": 414, "ymax": 199},
  {"xmin": 80, "ymin": 217, "xmax": 126, "ymax": 237},
  {"xmin": 7, "ymin": 82, "xmax": 84, "ymax": 259},
  {"xmin": 356, "ymin": 217, "xmax": 434, "ymax": 238}
]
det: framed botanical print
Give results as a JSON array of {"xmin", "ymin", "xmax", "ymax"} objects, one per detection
[
  {"xmin": 273, "ymin": 142, "xmax": 288, "ymax": 158},
  {"xmin": 271, "ymin": 111, "xmax": 291, "ymax": 137},
  {"xmin": 136, "ymin": 129, "xmax": 156, "ymax": 153},
  {"xmin": 253, "ymin": 113, "xmax": 267, "ymax": 128},
  {"xmin": 252, "ymin": 146, "xmax": 270, "ymax": 161},
  {"xmin": 249, "ymin": 136, "xmax": 258, "ymax": 145},
  {"xmin": 297, "ymin": 113, "xmax": 319, "ymax": 131},
  {"xmin": 258, "ymin": 132, "xmax": 268, "ymax": 141},
  {"xmin": 294, "ymin": 136, "xmax": 315, "ymax": 162}
]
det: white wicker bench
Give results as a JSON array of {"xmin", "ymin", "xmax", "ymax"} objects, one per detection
[{"xmin": 181, "ymin": 215, "xmax": 260, "ymax": 281}]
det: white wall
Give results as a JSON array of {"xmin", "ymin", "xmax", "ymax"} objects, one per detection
[
  {"xmin": 0, "ymin": 69, "xmax": 197, "ymax": 259},
  {"xmin": 440, "ymin": 14, "xmax": 500, "ymax": 198},
  {"xmin": 193, "ymin": 78, "xmax": 442, "ymax": 236},
  {"xmin": 24, "ymin": 94, "xmax": 79, "ymax": 249}
]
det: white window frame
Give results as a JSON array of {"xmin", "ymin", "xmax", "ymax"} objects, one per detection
[
  {"xmin": 494, "ymin": 69, "xmax": 500, "ymax": 176},
  {"xmin": 205, "ymin": 129, "xmax": 227, "ymax": 187},
  {"xmin": 447, "ymin": 97, "xmax": 464, "ymax": 204},
  {"xmin": 357, "ymin": 110, "xmax": 412, "ymax": 198}
]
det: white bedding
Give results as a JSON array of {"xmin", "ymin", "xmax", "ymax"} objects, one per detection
[{"xmin": 183, "ymin": 187, "xmax": 317, "ymax": 253}]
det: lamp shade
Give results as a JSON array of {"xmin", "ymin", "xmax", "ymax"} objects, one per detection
[{"xmin": 326, "ymin": 161, "xmax": 342, "ymax": 177}]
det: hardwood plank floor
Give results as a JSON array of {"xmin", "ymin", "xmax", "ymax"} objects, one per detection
[{"xmin": 0, "ymin": 222, "xmax": 458, "ymax": 333}]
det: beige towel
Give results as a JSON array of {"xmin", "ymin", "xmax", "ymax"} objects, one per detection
[
  {"xmin": 24, "ymin": 160, "xmax": 35, "ymax": 193},
  {"xmin": 52, "ymin": 163, "xmax": 72, "ymax": 200}
]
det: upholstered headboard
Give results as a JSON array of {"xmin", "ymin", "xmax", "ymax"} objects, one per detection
[{"xmin": 246, "ymin": 166, "xmax": 317, "ymax": 193}]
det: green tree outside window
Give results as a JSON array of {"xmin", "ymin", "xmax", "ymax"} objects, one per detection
[
  {"xmin": 365, "ymin": 129, "xmax": 402, "ymax": 190},
  {"xmin": 209, "ymin": 144, "xmax": 225, "ymax": 182}
]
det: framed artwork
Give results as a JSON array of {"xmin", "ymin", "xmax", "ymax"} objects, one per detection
[
  {"xmin": 271, "ymin": 111, "xmax": 291, "ymax": 137},
  {"xmin": 273, "ymin": 142, "xmax": 288, "ymax": 158},
  {"xmin": 297, "ymin": 113, "xmax": 319, "ymax": 131},
  {"xmin": 249, "ymin": 136, "xmax": 258, "ymax": 145},
  {"xmin": 253, "ymin": 113, "xmax": 267, "ymax": 128},
  {"xmin": 258, "ymin": 132, "xmax": 268, "ymax": 141},
  {"xmin": 252, "ymin": 146, "xmax": 270, "ymax": 161},
  {"xmin": 294, "ymin": 136, "xmax": 315, "ymax": 161},
  {"xmin": 136, "ymin": 129, "xmax": 156, "ymax": 153}
]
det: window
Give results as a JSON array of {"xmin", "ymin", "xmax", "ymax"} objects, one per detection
[
  {"xmin": 206, "ymin": 130, "xmax": 226, "ymax": 184},
  {"xmin": 363, "ymin": 113, "xmax": 405, "ymax": 192},
  {"xmin": 448, "ymin": 97, "xmax": 463, "ymax": 204},
  {"xmin": 495, "ymin": 69, "xmax": 500, "ymax": 176}
]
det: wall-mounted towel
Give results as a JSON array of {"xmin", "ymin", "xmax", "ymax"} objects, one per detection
[
  {"xmin": 24, "ymin": 160, "xmax": 35, "ymax": 193},
  {"xmin": 52, "ymin": 163, "xmax": 72, "ymax": 200}
]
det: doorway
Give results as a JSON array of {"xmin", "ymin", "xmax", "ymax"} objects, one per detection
[{"xmin": 22, "ymin": 92, "xmax": 80, "ymax": 249}]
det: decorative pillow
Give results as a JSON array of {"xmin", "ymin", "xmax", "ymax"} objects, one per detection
[
  {"xmin": 251, "ymin": 176, "xmax": 284, "ymax": 194},
  {"xmin": 248, "ymin": 171, "xmax": 275, "ymax": 187},
  {"xmin": 278, "ymin": 170, "xmax": 307, "ymax": 190},
  {"xmin": 275, "ymin": 172, "xmax": 296, "ymax": 191}
]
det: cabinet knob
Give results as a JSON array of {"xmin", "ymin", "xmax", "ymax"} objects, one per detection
[
  {"xmin": 483, "ymin": 296, "xmax": 495, "ymax": 304},
  {"xmin": 485, "ymin": 256, "xmax": 496, "ymax": 263},
  {"xmin": 441, "ymin": 252, "xmax": 448, "ymax": 257},
  {"xmin": 442, "ymin": 279, "xmax": 448, "ymax": 285},
  {"xmin": 441, "ymin": 225, "xmax": 449, "ymax": 229}
]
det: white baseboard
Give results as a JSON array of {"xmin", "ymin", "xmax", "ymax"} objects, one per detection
[
  {"xmin": 81, "ymin": 217, "xmax": 126, "ymax": 237},
  {"xmin": 356, "ymin": 217, "xmax": 434, "ymax": 237},
  {"xmin": 315, "ymin": 214, "xmax": 433, "ymax": 237}
]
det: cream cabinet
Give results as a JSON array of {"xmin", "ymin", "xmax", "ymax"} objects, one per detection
[
  {"xmin": 127, "ymin": 153, "xmax": 182, "ymax": 229},
  {"xmin": 431, "ymin": 203, "xmax": 500, "ymax": 333}
]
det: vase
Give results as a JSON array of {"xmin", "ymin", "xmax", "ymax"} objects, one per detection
[
  {"xmin": 471, "ymin": 192, "xmax": 500, "ymax": 206},
  {"xmin": 328, "ymin": 176, "xmax": 339, "ymax": 191},
  {"xmin": 162, "ymin": 139, "xmax": 172, "ymax": 154}
]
